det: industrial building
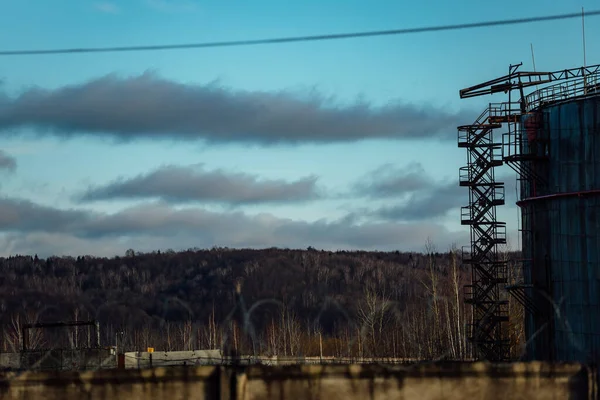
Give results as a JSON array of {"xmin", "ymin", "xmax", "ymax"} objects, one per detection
[{"xmin": 458, "ymin": 63, "xmax": 600, "ymax": 362}]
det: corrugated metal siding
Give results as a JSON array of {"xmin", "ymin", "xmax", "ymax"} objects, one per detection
[{"xmin": 522, "ymin": 96, "xmax": 600, "ymax": 362}]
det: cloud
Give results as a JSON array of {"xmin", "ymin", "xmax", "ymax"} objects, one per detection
[
  {"xmin": 0, "ymin": 150, "xmax": 16, "ymax": 172},
  {"xmin": 93, "ymin": 2, "xmax": 120, "ymax": 13},
  {"xmin": 0, "ymin": 197, "xmax": 467, "ymax": 257},
  {"xmin": 353, "ymin": 163, "xmax": 517, "ymax": 221},
  {"xmin": 77, "ymin": 164, "xmax": 321, "ymax": 205},
  {"xmin": 353, "ymin": 162, "xmax": 430, "ymax": 198},
  {"xmin": 0, "ymin": 72, "xmax": 471, "ymax": 145},
  {"xmin": 371, "ymin": 181, "xmax": 464, "ymax": 221},
  {"xmin": 0, "ymin": 198, "xmax": 89, "ymax": 232}
]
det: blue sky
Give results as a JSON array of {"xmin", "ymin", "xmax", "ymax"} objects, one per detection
[{"xmin": 0, "ymin": 0, "xmax": 598, "ymax": 257}]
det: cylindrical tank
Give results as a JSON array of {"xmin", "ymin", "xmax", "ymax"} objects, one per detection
[{"xmin": 519, "ymin": 95, "xmax": 600, "ymax": 362}]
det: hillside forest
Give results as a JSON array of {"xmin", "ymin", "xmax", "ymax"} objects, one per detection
[{"xmin": 0, "ymin": 240, "xmax": 525, "ymax": 360}]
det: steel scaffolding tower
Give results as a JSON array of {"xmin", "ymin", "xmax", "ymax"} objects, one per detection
[{"xmin": 457, "ymin": 63, "xmax": 548, "ymax": 361}]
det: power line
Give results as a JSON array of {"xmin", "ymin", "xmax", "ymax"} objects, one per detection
[{"xmin": 1, "ymin": 10, "xmax": 599, "ymax": 56}]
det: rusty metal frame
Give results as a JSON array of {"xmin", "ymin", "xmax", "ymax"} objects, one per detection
[
  {"xmin": 460, "ymin": 63, "xmax": 600, "ymax": 100},
  {"xmin": 22, "ymin": 320, "xmax": 101, "ymax": 351}
]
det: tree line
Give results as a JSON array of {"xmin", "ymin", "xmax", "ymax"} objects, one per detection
[{"xmin": 0, "ymin": 242, "xmax": 525, "ymax": 360}]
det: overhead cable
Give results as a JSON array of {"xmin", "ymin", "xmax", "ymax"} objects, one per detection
[{"xmin": 0, "ymin": 10, "xmax": 598, "ymax": 56}]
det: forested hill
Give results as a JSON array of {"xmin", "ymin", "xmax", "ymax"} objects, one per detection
[{"xmin": 0, "ymin": 247, "xmax": 523, "ymax": 358}]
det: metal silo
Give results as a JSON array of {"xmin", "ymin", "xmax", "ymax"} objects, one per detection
[
  {"xmin": 458, "ymin": 63, "xmax": 600, "ymax": 362},
  {"xmin": 516, "ymin": 92, "xmax": 600, "ymax": 362}
]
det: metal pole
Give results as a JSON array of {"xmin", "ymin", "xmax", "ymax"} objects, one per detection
[
  {"xmin": 531, "ymin": 43, "xmax": 539, "ymax": 93},
  {"xmin": 22, "ymin": 328, "xmax": 28, "ymax": 351},
  {"xmin": 583, "ymin": 7, "xmax": 588, "ymax": 94},
  {"xmin": 582, "ymin": 7, "xmax": 587, "ymax": 68}
]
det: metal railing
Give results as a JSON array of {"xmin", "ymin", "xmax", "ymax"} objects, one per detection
[
  {"xmin": 525, "ymin": 73, "xmax": 600, "ymax": 112},
  {"xmin": 488, "ymin": 102, "xmax": 521, "ymax": 121}
]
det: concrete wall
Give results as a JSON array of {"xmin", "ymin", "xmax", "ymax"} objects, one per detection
[
  {"xmin": 0, "ymin": 354, "xmax": 19, "ymax": 370},
  {"xmin": 124, "ymin": 350, "xmax": 222, "ymax": 368},
  {"xmin": 0, "ymin": 362, "xmax": 595, "ymax": 399},
  {"xmin": 123, "ymin": 352, "xmax": 421, "ymax": 368},
  {"xmin": 2, "ymin": 349, "xmax": 418, "ymax": 371}
]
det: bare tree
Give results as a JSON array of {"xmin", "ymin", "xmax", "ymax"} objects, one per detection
[
  {"xmin": 284, "ymin": 310, "xmax": 302, "ymax": 357},
  {"xmin": 356, "ymin": 284, "xmax": 392, "ymax": 357},
  {"xmin": 177, "ymin": 320, "xmax": 194, "ymax": 351},
  {"xmin": 500, "ymin": 240, "xmax": 525, "ymax": 358},
  {"xmin": 356, "ymin": 286, "xmax": 379, "ymax": 356},
  {"xmin": 419, "ymin": 237, "xmax": 441, "ymax": 356},
  {"xmin": 6, "ymin": 310, "xmax": 46, "ymax": 352},
  {"xmin": 449, "ymin": 244, "xmax": 465, "ymax": 359},
  {"xmin": 5, "ymin": 314, "xmax": 22, "ymax": 352}
]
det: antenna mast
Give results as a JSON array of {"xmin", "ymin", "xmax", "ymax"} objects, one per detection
[
  {"xmin": 583, "ymin": 7, "xmax": 587, "ymax": 68},
  {"xmin": 531, "ymin": 43, "xmax": 539, "ymax": 91},
  {"xmin": 583, "ymin": 7, "xmax": 588, "ymax": 93}
]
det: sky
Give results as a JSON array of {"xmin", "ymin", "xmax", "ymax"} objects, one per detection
[{"xmin": 0, "ymin": 0, "xmax": 598, "ymax": 257}]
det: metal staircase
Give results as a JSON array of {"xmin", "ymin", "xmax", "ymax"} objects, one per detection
[{"xmin": 457, "ymin": 105, "xmax": 510, "ymax": 361}]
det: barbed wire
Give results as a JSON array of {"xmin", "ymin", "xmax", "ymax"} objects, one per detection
[
  {"xmin": 0, "ymin": 249, "xmax": 594, "ymax": 400},
  {"xmin": 0, "ymin": 273, "xmax": 594, "ymax": 392}
]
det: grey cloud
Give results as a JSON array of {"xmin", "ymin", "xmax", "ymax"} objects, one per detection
[
  {"xmin": 78, "ymin": 164, "xmax": 320, "ymax": 205},
  {"xmin": 0, "ymin": 198, "xmax": 89, "ymax": 231},
  {"xmin": 498, "ymin": 170, "xmax": 518, "ymax": 201},
  {"xmin": 354, "ymin": 162, "xmax": 430, "ymax": 198},
  {"xmin": 0, "ymin": 150, "xmax": 16, "ymax": 172},
  {"xmin": 373, "ymin": 181, "xmax": 463, "ymax": 221},
  {"xmin": 0, "ymin": 197, "xmax": 468, "ymax": 257},
  {"xmin": 0, "ymin": 72, "xmax": 471, "ymax": 145},
  {"xmin": 355, "ymin": 162, "xmax": 517, "ymax": 221}
]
